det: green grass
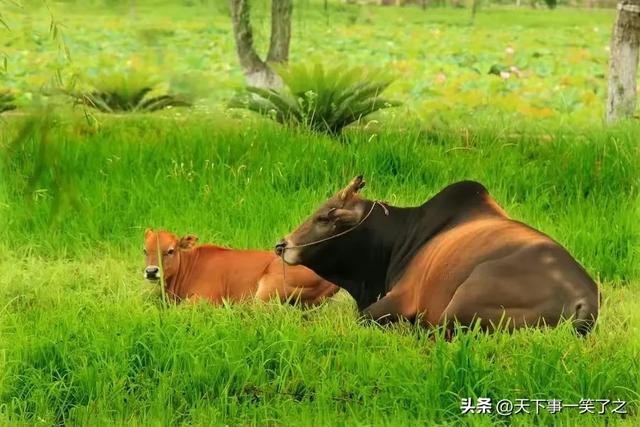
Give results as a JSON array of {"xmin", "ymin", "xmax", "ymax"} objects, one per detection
[
  {"xmin": 0, "ymin": 258, "xmax": 638, "ymax": 426},
  {"xmin": 1, "ymin": 1, "xmax": 640, "ymax": 425},
  {"xmin": 0, "ymin": 114, "xmax": 639, "ymax": 425},
  {"xmin": 1, "ymin": 115, "xmax": 638, "ymax": 282}
]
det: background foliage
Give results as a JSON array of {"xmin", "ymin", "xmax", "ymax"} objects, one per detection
[
  {"xmin": 0, "ymin": 1, "xmax": 624, "ymax": 124},
  {"xmin": 1, "ymin": 1, "xmax": 639, "ymax": 425}
]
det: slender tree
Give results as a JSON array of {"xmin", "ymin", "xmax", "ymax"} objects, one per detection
[
  {"xmin": 229, "ymin": 0, "xmax": 292, "ymax": 89},
  {"xmin": 606, "ymin": 1, "xmax": 640, "ymax": 122},
  {"xmin": 470, "ymin": 0, "xmax": 481, "ymax": 25}
]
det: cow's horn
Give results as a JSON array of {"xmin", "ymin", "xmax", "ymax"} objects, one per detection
[{"xmin": 340, "ymin": 175, "xmax": 366, "ymax": 200}]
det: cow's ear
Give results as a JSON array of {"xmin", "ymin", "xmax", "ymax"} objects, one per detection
[
  {"xmin": 179, "ymin": 235, "xmax": 198, "ymax": 250},
  {"xmin": 339, "ymin": 175, "xmax": 365, "ymax": 201},
  {"xmin": 329, "ymin": 208, "xmax": 361, "ymax": 226},
  {"xmin": 144, "ymin": 228, "xmax": 153, "ymax": 238}
]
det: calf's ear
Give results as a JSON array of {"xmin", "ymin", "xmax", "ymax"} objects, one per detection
[
  {"xmin": 144, "ymin": 228, "xmax": 153, "ymax": 238},
  {"xmin": 179, "ymin": 235, "xmax": 199, "ymax": 249}
]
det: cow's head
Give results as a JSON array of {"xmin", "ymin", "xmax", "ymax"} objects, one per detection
[
  {"xmin": 275, "ymin": 175, "xmax": 367, "ymax": 266},
  {"xmin": 143, "ymin": 229, "xmax": 198, "ymax": 281}
]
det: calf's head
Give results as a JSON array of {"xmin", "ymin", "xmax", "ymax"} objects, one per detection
[
  {"xmin": 275, "ymin": 175, "xmax": 367, "ymax": 267},
  {"xmin": 143, "ymin": 229, "xmax": 198, "ymax": 281}
]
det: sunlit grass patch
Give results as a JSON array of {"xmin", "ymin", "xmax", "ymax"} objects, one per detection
[
  {"xmin": 0, "ymin": 254, "xmax": 638, "ymax": 425},
  {"xmin": 0, "ymin": 112, "xmax": 638, "ymax": 423}
]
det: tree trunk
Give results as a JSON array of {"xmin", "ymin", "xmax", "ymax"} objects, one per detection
[
  {"xmin": 267, "ymin": 0, "xmax": 292, "ymax": 63},
  {"xmin": 229, "ymin": 0, "xmax": 287, "ymax": 88},
  {"xmin": 606, "ymin": 1, "xmax": 640, "ymax": 123},
  {"xmin": 470, "ymin": 0, "xmax": 481, "ymax": 24}
]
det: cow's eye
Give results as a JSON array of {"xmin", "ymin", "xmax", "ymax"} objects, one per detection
[
  {"xmin": 167, "ymin": 248, "xmax": 175, "ymax": 255},
  {"xmin": 316, "ymin": 215, "xmax": 330, "ymax": 224}
]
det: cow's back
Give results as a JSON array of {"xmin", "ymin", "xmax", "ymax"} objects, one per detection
[
  {"xmin": 389, "ymin": 217, "xmax": 553, "ymax": 324},
  {"xmin": 178, "ymin": 246, "xmax": 276, "ymax": 302}
]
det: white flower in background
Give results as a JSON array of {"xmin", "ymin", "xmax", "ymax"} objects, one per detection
[
  {"xmin": 509, "ymin": 66, "xmax": 522, "ymax": 78},
  {"xmin": 505, "ymin": 46, "xmax": 515, "ymax": 55}
]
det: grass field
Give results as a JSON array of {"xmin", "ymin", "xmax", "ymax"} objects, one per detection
[
  {"xmin": 1, "ymin": 117, "xmax": 639, "ymax": 425},
  {"xmin": 1, "ymin": 1, "xmax": 640, "ymax": 426}
]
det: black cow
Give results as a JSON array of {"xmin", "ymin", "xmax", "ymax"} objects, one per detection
[{"xmin": 275, "ymin": 176, "xmax": 599, "ymax": 335}]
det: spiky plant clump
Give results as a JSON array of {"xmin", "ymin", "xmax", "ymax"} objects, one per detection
[
  {"xmin": 228, "ymin": 63, "xmax": 401, "ymax": 136},
  {"xmin": 0, "ymin": 90, "xmax": 16, "ymax": 113},
  {"xmin": 69, "ymin": 70, "xmax": 192, "ymax": 113}
]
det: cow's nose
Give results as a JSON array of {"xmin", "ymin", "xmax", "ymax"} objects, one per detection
[
  {"xmin": 275, "ymin": 240, "xmax": 287, "ymax": 257},
  {"xmin": 145, "ymin": 266, "xmax": 159, "ymax": 278}
]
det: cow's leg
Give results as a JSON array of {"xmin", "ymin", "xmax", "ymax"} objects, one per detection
[
  {"xmin": 437, "ymin": 271, "xmax": 557, "ymax": 333},
  {"xmin": 256, "ymin": 272, "xmax": 310, "ymax": 305},
  {"xmin": 184, "ymin": 295, "xmax": 200, "ymax": 305},
  {"xmin": 438, "ymin": 276, "xmax": 561, "ymax": 334},
  {"xmin": 361, "ymin": 292, "xmax": 414, "ymax": 325},
  {"xmin": 279, "ymin": 268, "xmax": 323, "ymax": 306},
  {"xmin": 255, "ymin": 274, "xmax": 290, "ymax": 303},
  {"xmin": 436, "ymin": 244, "xmax": 597, "ymax": 334},
  {"xmin": 180, "ymin": 294, "xmax": 222, "ymax": 306},
  {"xmin": 257, "ymin": 270, "xmax": 337, "ymax": 307}
]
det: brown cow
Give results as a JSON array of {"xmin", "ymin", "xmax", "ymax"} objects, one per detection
[
  {"xmin": 275, "ymin": 176, "xmax": 600, "ymax": 335},
  {"xmin": 143, "ymin": 229, "xmax": 339, "ymax": 306}
]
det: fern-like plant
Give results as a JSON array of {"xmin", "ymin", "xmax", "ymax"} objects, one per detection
[
  {"xmin": 68, "ymin": 70, "xmax": 192, "ymax": 113},
  {"xmin": 228, "ymin": 63, "xmax": 401, "ymax": 136},
  {"xmin": 0, "ymin": 90, "xmax": 16, "ymax": 113}
]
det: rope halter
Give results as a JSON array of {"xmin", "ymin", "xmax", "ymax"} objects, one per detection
[{"xmin": 283, "ymin": 200, "xmax": 389, "ymax": 250}]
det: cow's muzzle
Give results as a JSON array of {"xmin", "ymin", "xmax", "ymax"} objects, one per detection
[
  {"xmin": 275, "ymin": 240, "xmax": 287, "ymax": 257},
  {"xmin": 145, "ymin": 265, "xmax": 160, "ymax": 280}
]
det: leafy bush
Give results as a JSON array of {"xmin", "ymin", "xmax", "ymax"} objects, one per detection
[
  {"xmin": 68, "ymin": 70, "xmax": 192, "ymax": 113},
  {"xmin": 228, "ymin": 63, "xmax": 401, "ymax": 136},
  {"xmin": 0, "ymin": 90, "xmax": 16, "ymax": 113}
]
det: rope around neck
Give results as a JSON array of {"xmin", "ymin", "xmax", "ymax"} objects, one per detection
[
  {"xmin": 280, "ymin": 200, "xmax": 388, "ymax": 287},
  {"xmin": 284, "ymin": 201, "xmax": 389, "ymax": 250}
]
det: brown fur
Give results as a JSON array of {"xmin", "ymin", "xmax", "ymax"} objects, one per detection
[
  {"xmin": 277, "ymin": 177, "xmax": 600, "ymax": 334},
  {"xmin": 144, "ymin": 229, "xmax": 339, "ymax": 306}
]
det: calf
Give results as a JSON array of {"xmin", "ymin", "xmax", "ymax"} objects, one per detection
[{"xmin": 143, "ymin": 229, "xmax": 338, "ymax": 306}]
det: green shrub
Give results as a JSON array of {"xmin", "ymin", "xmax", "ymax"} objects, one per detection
[
  {"xmin": 0, "ymin": 90, "xmax": 16, "ymax": 113},
  {"xmin": 228, "ymin": 63, "xmax": 401, "ymax": 136},
  {"xmin": 68, "ymin": 70, "xmax": 192, "ymax": 113}
]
